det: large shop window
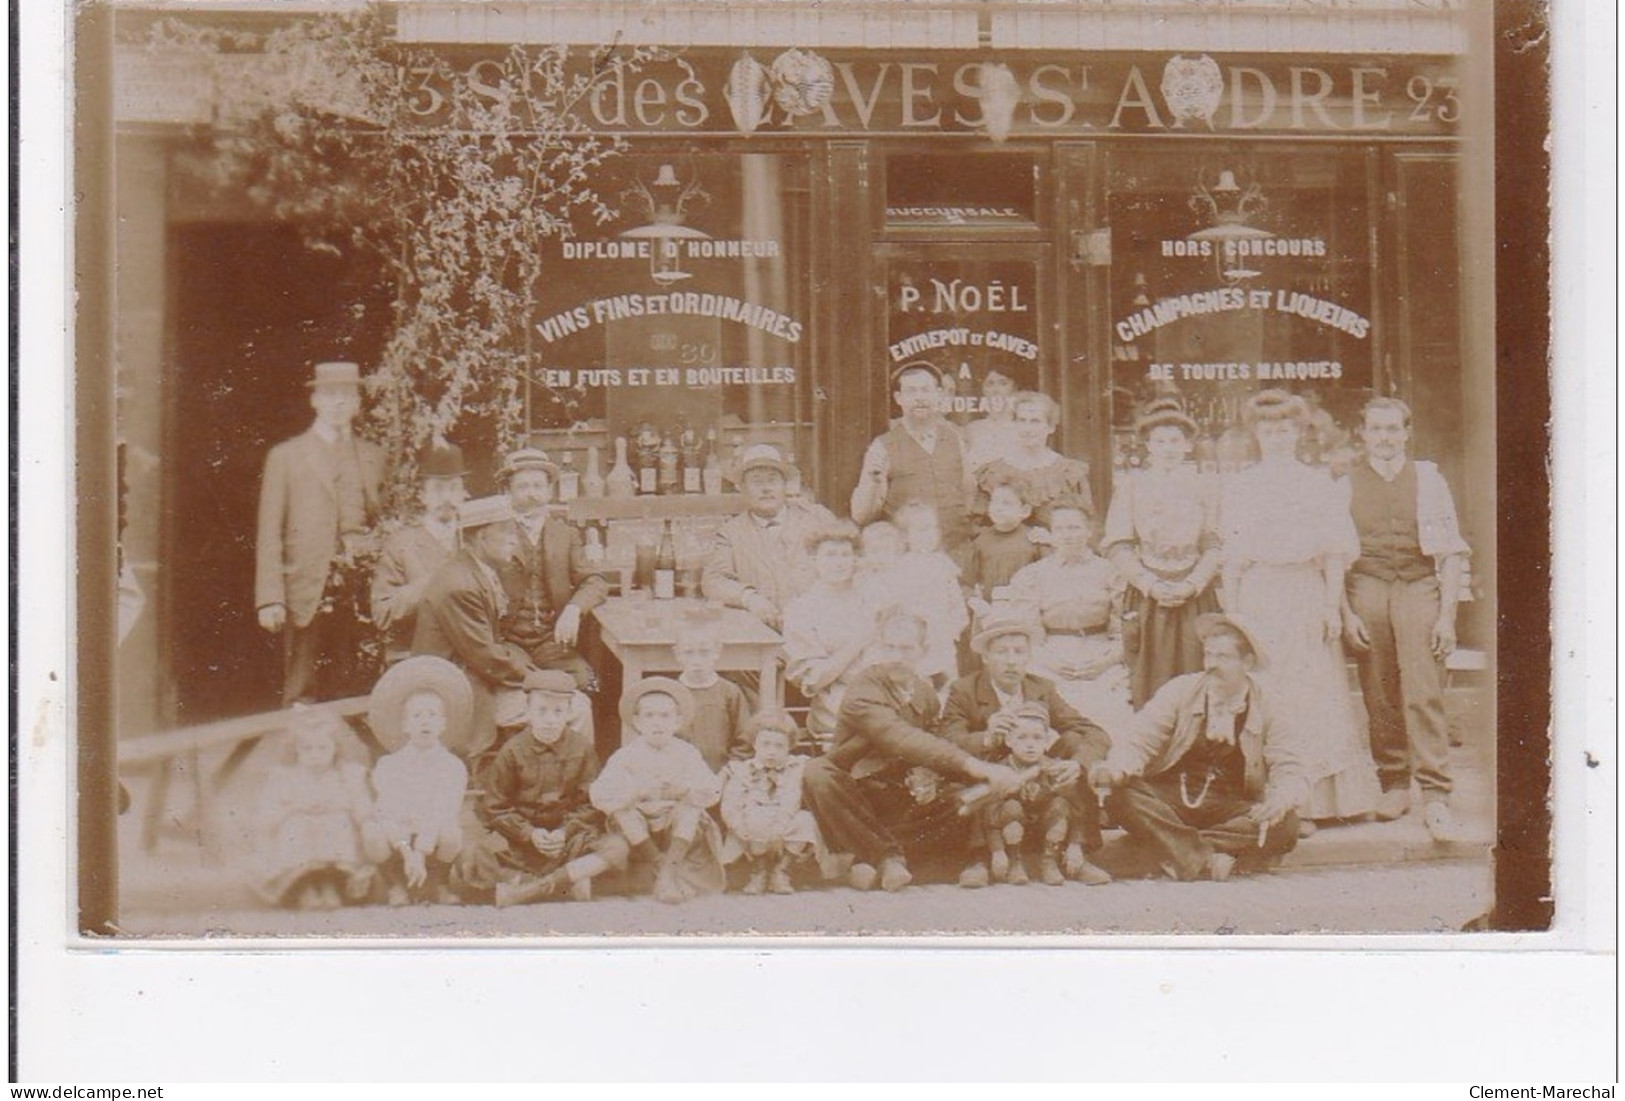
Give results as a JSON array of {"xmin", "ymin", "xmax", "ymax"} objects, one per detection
[
  {"xmin": 1105, "ymin": 147, "xmax": 1373, "ymax": 473},
  {"xmin": 528, "ymin": 152, "xmax": 811, "ymax": 461}
]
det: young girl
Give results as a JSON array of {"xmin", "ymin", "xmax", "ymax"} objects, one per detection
[
  {"xmin": 253, "ymin": 710, "xmax": 377, "ymax": 910},
  {"xmin": 672, "ymin": 617, "xmax": 753, "ymax": 771},
  {"xmin": 364, "ymin": 655, "xmax": 472, "ymax": 905},
  {"xmin": 964, "ymin": 476, "xmax": 1043, "ymax": 616},
  {"xmin": 783, "ymin": 520, "xmax": 876, "ymax": 746},
  {"xmin": 591, "ymin": 678, "xmax": 725, "ymax": 904},
  {"xmin": 718, "ymin": 711, "xmax": 822, "ymax": 895},
  {"xmin": 890, "ymin": 501, "xmax": 970, "ymax": 684}
]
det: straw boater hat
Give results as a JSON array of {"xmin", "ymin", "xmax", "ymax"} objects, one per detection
[
  {"xmin": 736, "ymin": 442, "xmax": 796, "ymax": 480},
  {"xmin": 969, "ymin": 605, "xmax": 1046, "ymax": 656},
  {"xmin": 889, "ymin": 359, "xmax": 945, "ymax": 388},
  {"xmin": 367, "ymin": 655, "xmax": 475, "ymax": 753},
  {"xmin": 497, "ymin": 446, "xmax": 559, "ymax": 484},
  {"xmin": 419, "ymin": 440, "xmax": 467, "ymax": 480},
  {"xmin": 619, "ymin": 676, "xmax": 696, "ymax": 728},
  {"xmin": 1194, "ymin": 612, "xmax": 1270, "ymax": 671},
  {"xmin": 1134, "ymin": 398, "xmax": 1200, "ymax": 440},
  {"xmin": 307, "ymin": 361, "xmax": 363, "ymax": 390}
]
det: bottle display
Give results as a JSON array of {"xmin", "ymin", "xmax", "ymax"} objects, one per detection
[{"xmin": 606, "ymin": 436, "xmax": 636, "ymax": 499}]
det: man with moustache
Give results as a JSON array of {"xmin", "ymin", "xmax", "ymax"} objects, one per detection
[
  {"xmin": 1090, "ymin": 614, "xmax": 1306, "ymax": 882},
  {"xmin": 940, "ymin": 606, "xmax": 1114, "ymax": 886},
  {"xmin": 1340, "ymin": 397, "xmax": 1471, "ymax": 841},
  {"xmin": 850, "ymin": 360, "xmax": 977, "ymax": 565},
  {"xmin": 703, "ymin": 443, "xmax": 834, "ymax": 631}
]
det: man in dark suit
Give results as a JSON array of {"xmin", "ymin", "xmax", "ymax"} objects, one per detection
[
  {"xmin": 371, "ymin": 440, "xmax": 467, "ymax": 665},
  {"xmin": 801, "ymin": 606, "xmax": 1023, "ymax": 892},
  {"xmin": 412, "ymin": 498, "xmax": 533, "ymax": 760},
  {"xmin": 255, "ymin": 361, "xmax": 387, "ymax": 705},
  {"xmin": 940, "ymin": 606, "xmax": 1114, "ymax": 886},
  {"xmin": 492, "ymin": 446, "xmax": 608, "ymax": 690}
]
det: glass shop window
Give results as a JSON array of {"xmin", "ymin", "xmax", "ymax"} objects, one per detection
[{"xmin": 1104, "ymin": 146, "xmax": 1373, "ymax": 473}]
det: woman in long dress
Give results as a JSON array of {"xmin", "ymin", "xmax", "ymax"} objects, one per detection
[
  {"xmin": 1102, "ymin": 399, "xmax": 1223, "ymax": 707},
  {"xmin": 1220, "ymin": 389, "xmax": 1380, "ymax": 825},
  {"xmin": 973, "ymin": 391, "xmax": 1095, "ymax": 530}
]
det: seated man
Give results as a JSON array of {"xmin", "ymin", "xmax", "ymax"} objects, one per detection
[
  {"xmin": 1090, "ymin": 613, "xmax": 1306, "ymax": 882},
  {"xmin": 412, "ymin": 499, "xmax": 590, "ymax": 762},
  {"xmin": 801, "ymin": 606, "xmax": 1022, "ymax": 891},
  {"xmin": 940, "ymin": 606, "xmax": 1113, "ymax": 887},
  {"xmin": 702, "ymin": 443, "xmax": 834, "ymax": 631},
  {"xmin": 493, "ymin": 446, "xmax": 608, "ymax": 690}
]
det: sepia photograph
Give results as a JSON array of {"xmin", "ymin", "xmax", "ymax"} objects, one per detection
[{"xmin": 69, "ymin": 0, "xmax": 1543, "ymax": 944}]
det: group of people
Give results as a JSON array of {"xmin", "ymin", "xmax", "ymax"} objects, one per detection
[{"xmin": 251, "ymin": 357, "xmax": 1472, "ymax": 908}]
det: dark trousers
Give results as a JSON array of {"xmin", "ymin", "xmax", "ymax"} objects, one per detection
[
  {"xmin": 1347, "ymin": 573, "xmax": 1452, "ymax": 798},
  {"xmin": 801, "ymin": 758, "xmax": 974, "ymax": 870},
  {"xmin": 282, "ymin": 611, "xmax": 373, "ymax": 706},
  {"xmin": 1103, "ymin": 775, "xmax": 1298, "ymax": 881}
]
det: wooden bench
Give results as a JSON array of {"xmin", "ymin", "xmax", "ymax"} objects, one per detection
[{"xmin": 118, "ymin": 696, "xmax": 371, "ymax": 855}]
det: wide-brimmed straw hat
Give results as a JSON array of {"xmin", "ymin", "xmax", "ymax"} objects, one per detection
[
  {"xmin": 367, "ymin": 655, "xmax": 475, "ymax": 753},
  {"xmin": 1194, "ymin": 612, "xmax": 1270, "ymax": 670},
  {"xmin": 619, "ymin": 676, "xmax": 696, "ymax": 729}
]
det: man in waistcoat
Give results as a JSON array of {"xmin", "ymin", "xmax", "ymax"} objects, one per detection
[
  {"xmin": 371, "ymin": 440, "xmax": 467, "ymax": 665},
  {"xmin": 255, "ymin": 361, "xmax": 386, "ymax": 705},
  {"xmin": 1341, "ymin": 397, "xmax": 1471, "ymax": 841},
  {"xmin": 850, "ymin": 360, "xmax": 977, "ymax": 565}
]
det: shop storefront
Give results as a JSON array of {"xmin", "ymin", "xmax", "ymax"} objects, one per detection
[{"xmin": 103, "ymin": 2, "xmax": 1486, "ymax": 732}]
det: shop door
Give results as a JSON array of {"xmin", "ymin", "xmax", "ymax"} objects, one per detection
[{"xmin": 871, "ymin": 241, "xmax": 1053, "ymax": 453}]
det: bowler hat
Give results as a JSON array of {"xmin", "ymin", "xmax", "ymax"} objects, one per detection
[
  {"xmin": 498, "ymin": 447, "xmax": 559, "ymax": 484},
  {"xmin": 367, "ymin": 655, "xmax": 476, "ymax": 753},
  {"xmin": 1194, "ymin": 612, "xmax": 1270, "ymax": 670},
  {"xmin": 307, "ymin": 361, "xmax": 363, "ymax": 390},
  {"xmin": 619, "ymin": 676, "xmax": 696, "ymax": 729},
  {"xmin": 420, "ymin": 440, "xmax": 467, "ymax": 479}
]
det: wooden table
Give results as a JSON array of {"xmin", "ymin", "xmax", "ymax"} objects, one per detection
[{"xmin": 591, "ymin": 596, "xmax": 785, "ymax": 714}]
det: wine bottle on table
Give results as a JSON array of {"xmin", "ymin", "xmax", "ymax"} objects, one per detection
[
  {"xmin": 653, "ymin": 520, "xmax": 677, "ymax": 600},
  {"xmin": 606, "ymin": 437, "xmax": 636, "ymax": 499}
]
